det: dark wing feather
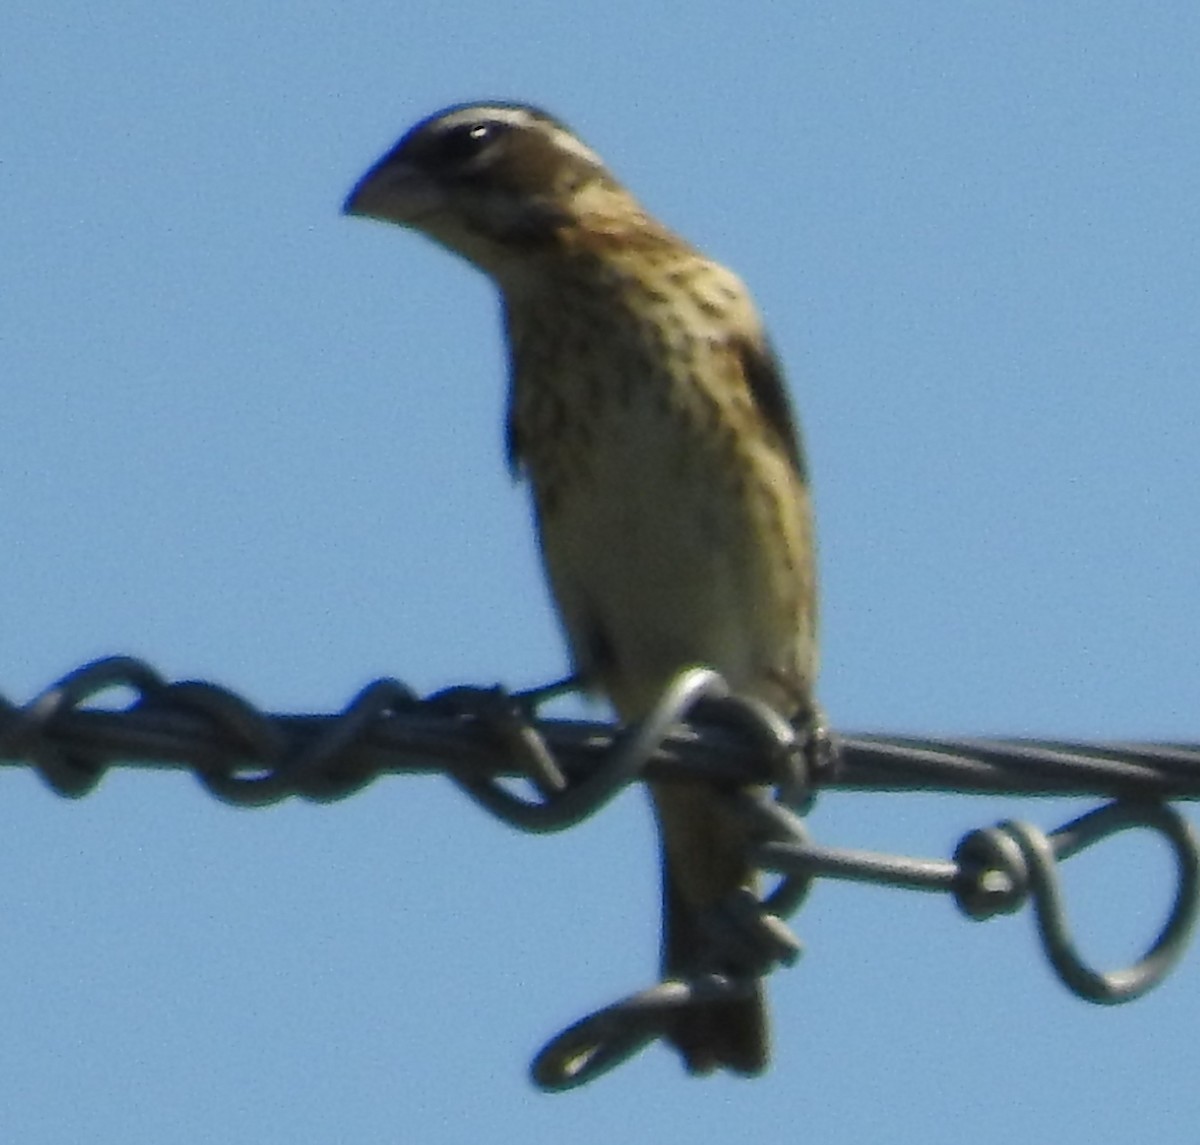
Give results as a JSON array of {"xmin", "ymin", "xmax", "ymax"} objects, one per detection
[
  {"xmin": 505, "ymin": 402, "xmax": 522, "ymax": 476},
  {"xmin": 734, "ymin": 334, "xmax": 809, "ymax": 484}
]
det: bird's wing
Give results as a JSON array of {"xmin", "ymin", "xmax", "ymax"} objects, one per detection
[{"xmin": 733, "ymin": 333, "xmax": 809, "ymax": 483}]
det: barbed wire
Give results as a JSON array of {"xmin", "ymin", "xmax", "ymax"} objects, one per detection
[{"xmin": 2, "ymin": 655, "xmax": 1198, "ymax": 1089}]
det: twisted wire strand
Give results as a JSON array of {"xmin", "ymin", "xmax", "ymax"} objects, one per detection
[
  {"xmin": 2, "ymin": 656, "xmax": 1197, "ymax": 802},
  {"xmin": 2, "ymin": 656, "xmax": 1198, "ymax": 1090}
]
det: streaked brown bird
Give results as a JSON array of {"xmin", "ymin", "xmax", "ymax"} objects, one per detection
[{"xmin": 344, "ymin": 102, "xmax": 818, "ymax": 1076}]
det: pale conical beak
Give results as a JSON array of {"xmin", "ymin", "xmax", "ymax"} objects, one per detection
[{"xmin": 342, "ymin": 159, "xmax": 445, "ymax": 225}]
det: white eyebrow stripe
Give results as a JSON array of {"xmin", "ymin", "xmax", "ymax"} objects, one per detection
[{"xmin": 437, "ymin": 105, "xmax": 606, "ymax": 169}]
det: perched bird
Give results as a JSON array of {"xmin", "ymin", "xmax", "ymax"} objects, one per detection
[{"xmin": 344, "ymin": 102, "xmax": 818, "ymax": 1076}]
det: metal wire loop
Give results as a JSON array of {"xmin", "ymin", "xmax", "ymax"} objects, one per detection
[
  {"xmin": 0, "ymin": 656, "xmax": 166, "ymax": 797},
  {"xmin": 955, "ymin": 801, "xmax": 1200, "ymax": 1003},
  {"xmin": 532, "ymin": 975, "xmax": 758, "ymax": 1092},
  {"xmin": 268, "ymin": 678, "xmax": 420, "ymax": 803},
  {"xmin": 758, "ymin": 799, "xmax": 1200, "ymax": 1009},
  {"xmin": 740, "ymin": 791, "xmax": 820, "ymax": 919},
  {"xmin": 433, "ymin": 668, "xmax": 745, "ymax": 834},
  {"xmin": 160, "ymin": 680, "xmax": 291, "ymax": 805},
  {"xmin": 688, "ymin": 688, "xmax": 811, "ymax": 808}
]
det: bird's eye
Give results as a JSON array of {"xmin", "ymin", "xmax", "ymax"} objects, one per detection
[{"xmin": 434, "ymin": 120, "xmax": 507, "ymax": 167}]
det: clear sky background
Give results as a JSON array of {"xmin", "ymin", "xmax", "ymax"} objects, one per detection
[{"xmin": 4, "ymin": 3, "xmax": 1199, "ymax": 1142}]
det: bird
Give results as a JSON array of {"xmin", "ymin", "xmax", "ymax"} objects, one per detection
[{"xmin": 343, "ymin": 102, "xmax": 818, "ymax": 1076}]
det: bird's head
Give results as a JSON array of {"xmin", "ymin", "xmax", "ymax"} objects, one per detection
[{"xmin": 343, "ymin": 102, "xmax": 632, "ymax": 279}]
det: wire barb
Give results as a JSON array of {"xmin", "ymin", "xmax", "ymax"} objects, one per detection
[{"xmin": 2, "ymin": 656, "xmax": 1199, "ymax": 1089}]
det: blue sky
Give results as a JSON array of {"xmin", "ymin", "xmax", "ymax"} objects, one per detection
[{"xmin": 4, "ymin": 3, "xmax": 1199, "ymax": 1142}]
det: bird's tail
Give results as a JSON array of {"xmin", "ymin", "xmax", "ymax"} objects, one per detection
[{"xmin": 652, "ymin": 782, "xmax": 769, "ymax": 1075}]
